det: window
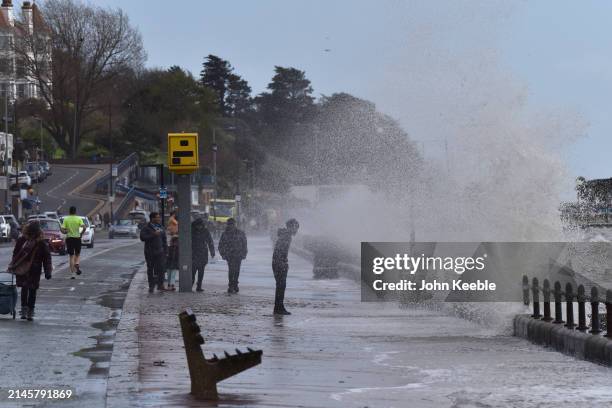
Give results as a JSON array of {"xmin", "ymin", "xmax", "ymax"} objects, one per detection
[
  {"xmin": 0, "ymin": 36, "xmax": 9, "ymax": 50},
  {"xmin": 17, "ymin": 84, "xmax": 25, "ymax": 99},
  {"xmin": 0, "ymin": 58, "xmax": 12, "ymax": 75},
  {"xmin": 16, "ymin": 59, "xmax": 25, "ymax": 77}
]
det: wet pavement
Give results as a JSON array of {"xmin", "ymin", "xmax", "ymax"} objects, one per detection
[
  {"xmin": 0, "ymin": 238, "xmax": 143, "ymax": 408},
  {"xmin": 106, "ymin": 236, "xmax": 612, "ymax": 408}
]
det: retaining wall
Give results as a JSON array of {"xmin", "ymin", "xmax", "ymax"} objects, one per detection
[{"xmin": 514, "ymin": 314, "xmax": 612, "ymax": 366}]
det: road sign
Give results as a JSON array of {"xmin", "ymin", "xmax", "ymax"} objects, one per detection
[
  {"xmin": 168, "ymin": 133, "xmax": 199, "ymax": 174},
  {"xmin": 109, "ymin": 195, "xmax": 115, "ymax": 203},
  {"xmin": 111, "ymin": 165, "xmax": 118, "ymax": 177},
  {"xmin": 235, "ymin": 194, "xmax": 241, "ymax": 202},
  {"xmin": 159, "ymin": 187, "xmax": 168, "ymax": 199}
]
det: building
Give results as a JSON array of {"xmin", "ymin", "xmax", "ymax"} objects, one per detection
[{"xmin": 0, "ymin": 1, "xmax": 50, "ymax": 101}]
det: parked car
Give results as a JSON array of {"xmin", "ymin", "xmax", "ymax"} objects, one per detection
[
  {"xmin": 39, "ymin": 218, "xmax": 66, "ymax": 255},
  {"xmin": 0, "ymin": 216, "xmax": 11, "ymax": 242},
  {"xmin": 59, "ymin": 216, "xmax": 95, "ymax": 248},
  {"xmin": 80, "ymin": 217, "xmax": 95, "ymax": 248},
  {"xmin": 11, "ymin": 171, "xmax": 32, "ymax": 187},
  {"xmin": 109, "ymin": 219, "xmax": 139, "ymax": 239},
  {"xmin": 1, "ymin": 214, "xmax": 20, "ymax": 240},
  {"xmin": 43, "ymin": 211, "xmax": 59, "ymax": 220},
  {"xmin": 25, "ymin": 163, "xmax": 42, "ymax": 183},
  {"xmin": 27, "ymin": 214, "xmax": 48, "ymax": 221},
  {"xmin": 39, "ymin": 161, "xmax": 51, "ymax": 176}
]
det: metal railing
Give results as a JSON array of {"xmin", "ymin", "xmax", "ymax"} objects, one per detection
[
  {"xmin": 522, "ymin": 275, "xmax": 612, "ymax": 336},
  {"xmin": 95, "ymin": 152, "xmax": 139, "ymax": 193}
]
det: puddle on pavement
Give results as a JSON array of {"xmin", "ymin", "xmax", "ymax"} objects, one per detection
[{"xmin": 73, "ymin": 268, "xmax": 138, "ymax": 378}]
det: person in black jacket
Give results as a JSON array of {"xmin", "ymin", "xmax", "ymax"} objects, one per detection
[
  {"xmin": 140, "ymin": 212, "xmax": 167, "ymax": 293},
  {"xmin": 11, "ymin": 221, "xmax": 52, "ymax": 321},
  {"xmin": 218, "ymin": 218, "xmax": 247, "ymax": 294},
  {"xmin": 272, "ymin": 219, "xmax": 299, "ymax": 315},
  {"xmin": 191, "ymin": 217, "xmax": 215, "ymax": 292}
]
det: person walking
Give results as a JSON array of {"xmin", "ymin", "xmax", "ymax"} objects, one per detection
[
  {"xmin": 9, "ymin": 222, "xmax": 52, "ymax": 321},
  {"xmin": 93, "ymin": 213, "xmax": 101, "ymax": 228},
  {"xmin": 103, "ymin": 212, "xmax": 110, "ymax": 230},
  {"xmin": 140, "ymin": 212, "xmax": 167, "ymax": 293},
  {"xmin": 166, "ymin": 236, "xmax": 179, "ymax": 291},
  {"xmin": 218, "ymin": 218, "xmax": 247, "ymax": 294},
  {"xmin": 272, "ymin": 219, "xmax": 300, "ymax": 315},
  {"xmin": 191, "ymin": 216, "xmax": 215, "ymax": 292},
  {"xmin": 61, "ymin": 206, "xmax": 85, "ymax": 279}
]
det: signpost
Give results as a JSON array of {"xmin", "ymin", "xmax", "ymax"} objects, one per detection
[{"xmin": 168, "ymin": 133, "xmax": 199, "ymax": 293}]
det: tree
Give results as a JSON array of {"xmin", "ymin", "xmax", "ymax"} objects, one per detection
[
  {"xmin": 14, "ymin": 0, "xmax": 145, "ymax": 158},
  {"xmin": 226, "ymin": 73, "xmax": 252, "ymax": 116},
  {"xmin": 200, "ymin": 54, "xmax": 251, "ymax": 117},
  {"xmin": 253, "ymin": 66, "xmax": 315, "ymax": 156},
  {"xmin": 120, "ymin": 67, "xmax": 218, "ymax": 158},
  {"xmin": 200, "ymin": 55, "xmax": 232, "ymax": 115}
]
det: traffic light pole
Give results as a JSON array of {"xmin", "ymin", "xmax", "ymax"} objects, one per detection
[{"xmin": 177, "ymin": 174, "xmax": 192, "ymax": 292}]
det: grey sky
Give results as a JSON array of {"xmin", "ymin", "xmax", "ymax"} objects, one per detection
[{"xmin": 89, "ymin": 0, "xmax": 611, "ymax": 182}]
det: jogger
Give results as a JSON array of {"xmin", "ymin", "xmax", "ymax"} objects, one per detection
[{"xmin": 61, "ymin": 206, "xmax": 84, "ymax": 279}]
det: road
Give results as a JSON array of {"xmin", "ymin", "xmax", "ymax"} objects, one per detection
[
  {"xmin": 35, "ymin": 165, "xmax": 104, "ymax": 216},
  {"xmin": 0, "ymin": 237, "xmax": 144, "ymax": 408}
]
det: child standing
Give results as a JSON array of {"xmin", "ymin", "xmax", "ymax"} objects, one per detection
[{"xmin": 166, "ymin": 236, "xmax": 179, "ymax": 291}]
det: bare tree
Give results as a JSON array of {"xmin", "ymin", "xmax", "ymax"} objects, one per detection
[{"xmin": 14, "ymin": 0, "xmax": 145, "ymax": 158}]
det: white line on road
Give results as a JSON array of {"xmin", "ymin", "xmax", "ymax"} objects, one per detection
[{"xmin": 45, "ymin": 168, "xmax": 81, "ymax": 211}]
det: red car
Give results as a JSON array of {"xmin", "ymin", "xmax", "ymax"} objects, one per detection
[{"xmin": 38, "ymin": 219, "xmax": 67, "ymax": 255}]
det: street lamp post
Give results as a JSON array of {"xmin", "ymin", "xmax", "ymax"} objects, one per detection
[{"xmin": 2, "ymin": 84, "xmax": 10, "ymax": 211}]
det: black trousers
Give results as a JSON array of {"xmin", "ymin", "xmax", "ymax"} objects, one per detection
[
  {"xmin": 273, "ymin": 263, "xmax": 288, "ymax": 310},
  {"xmin": 21, "ymin": 288, "xmax": 37, "ymax": 309},
  {"xmin": 146, "ymin": 255, "xmax": 166, "ymax": 289},
  {"xmin": 192, "ymin": 262, "xmax": 207, "ymax": 287},
  {"xmin": 227, "ymin": 258, "xmax": 242, "ymax": 289}
]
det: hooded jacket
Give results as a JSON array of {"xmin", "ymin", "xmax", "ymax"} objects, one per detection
[
  {"xmin": 191, "ymin": 218, "xmax": 215, "ymax": 264},
  {"xmin": 272, "ymin": 227, "xmax": 293, "ymax": 267},
  {"xmin": 218, "ymin": 225, "xmax": 247, "ymax": 260}
]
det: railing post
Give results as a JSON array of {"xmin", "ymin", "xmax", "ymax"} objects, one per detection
[
  {"xmin": 553, "ymin": 281, "xmax": 564, "ymax": 324},
  {"xmin": 577, "ymin": 285, "xmax": 588, "ymax": 331},
  {"xmin": 522, "ymin": 275, "xmax": 529, "ymax": 306},
  {"xmin": 606, "ymin": 290, "xmax": 612, "ymax": 339},
  {"xmin": 565, "ymin": 283, "xmax": 575, "ymax": 330},
  {"xmin": 531, "ymin": 278, "xmax": 541, "ymax": 319},
  {"xmin": 590, "ymin": 287, "xmax": 601, "ymax": 334},
  {"xmin": 542, "ymin": 279, "xmax": 552, "ymax": 322}
]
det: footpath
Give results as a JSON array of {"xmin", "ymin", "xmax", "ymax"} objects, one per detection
[{"xmin": 106, "ymin": 236, "xmax": 612, "ymax": 408}]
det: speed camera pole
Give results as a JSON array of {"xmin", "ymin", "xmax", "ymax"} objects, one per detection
[
  {"xmin": 168, "ymin": 132, "xmax": 199, "ymax": 293},
  {"xmin": 177, "ymin": 174, "xmax": 192, "ymax": 292}
]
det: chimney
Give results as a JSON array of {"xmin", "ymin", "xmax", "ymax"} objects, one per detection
[
  {"xmin": 0, "ymin": 0, "xmax": 13, "ymax": 27},
  {"xmin": 22, "ymin": 1, "xmax": 33, "ymax": 33}
]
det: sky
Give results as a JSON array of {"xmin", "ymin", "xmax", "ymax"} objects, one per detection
[{"xmin": 74, "ymin": 0, "xmax": 612, "ymax": 182}]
